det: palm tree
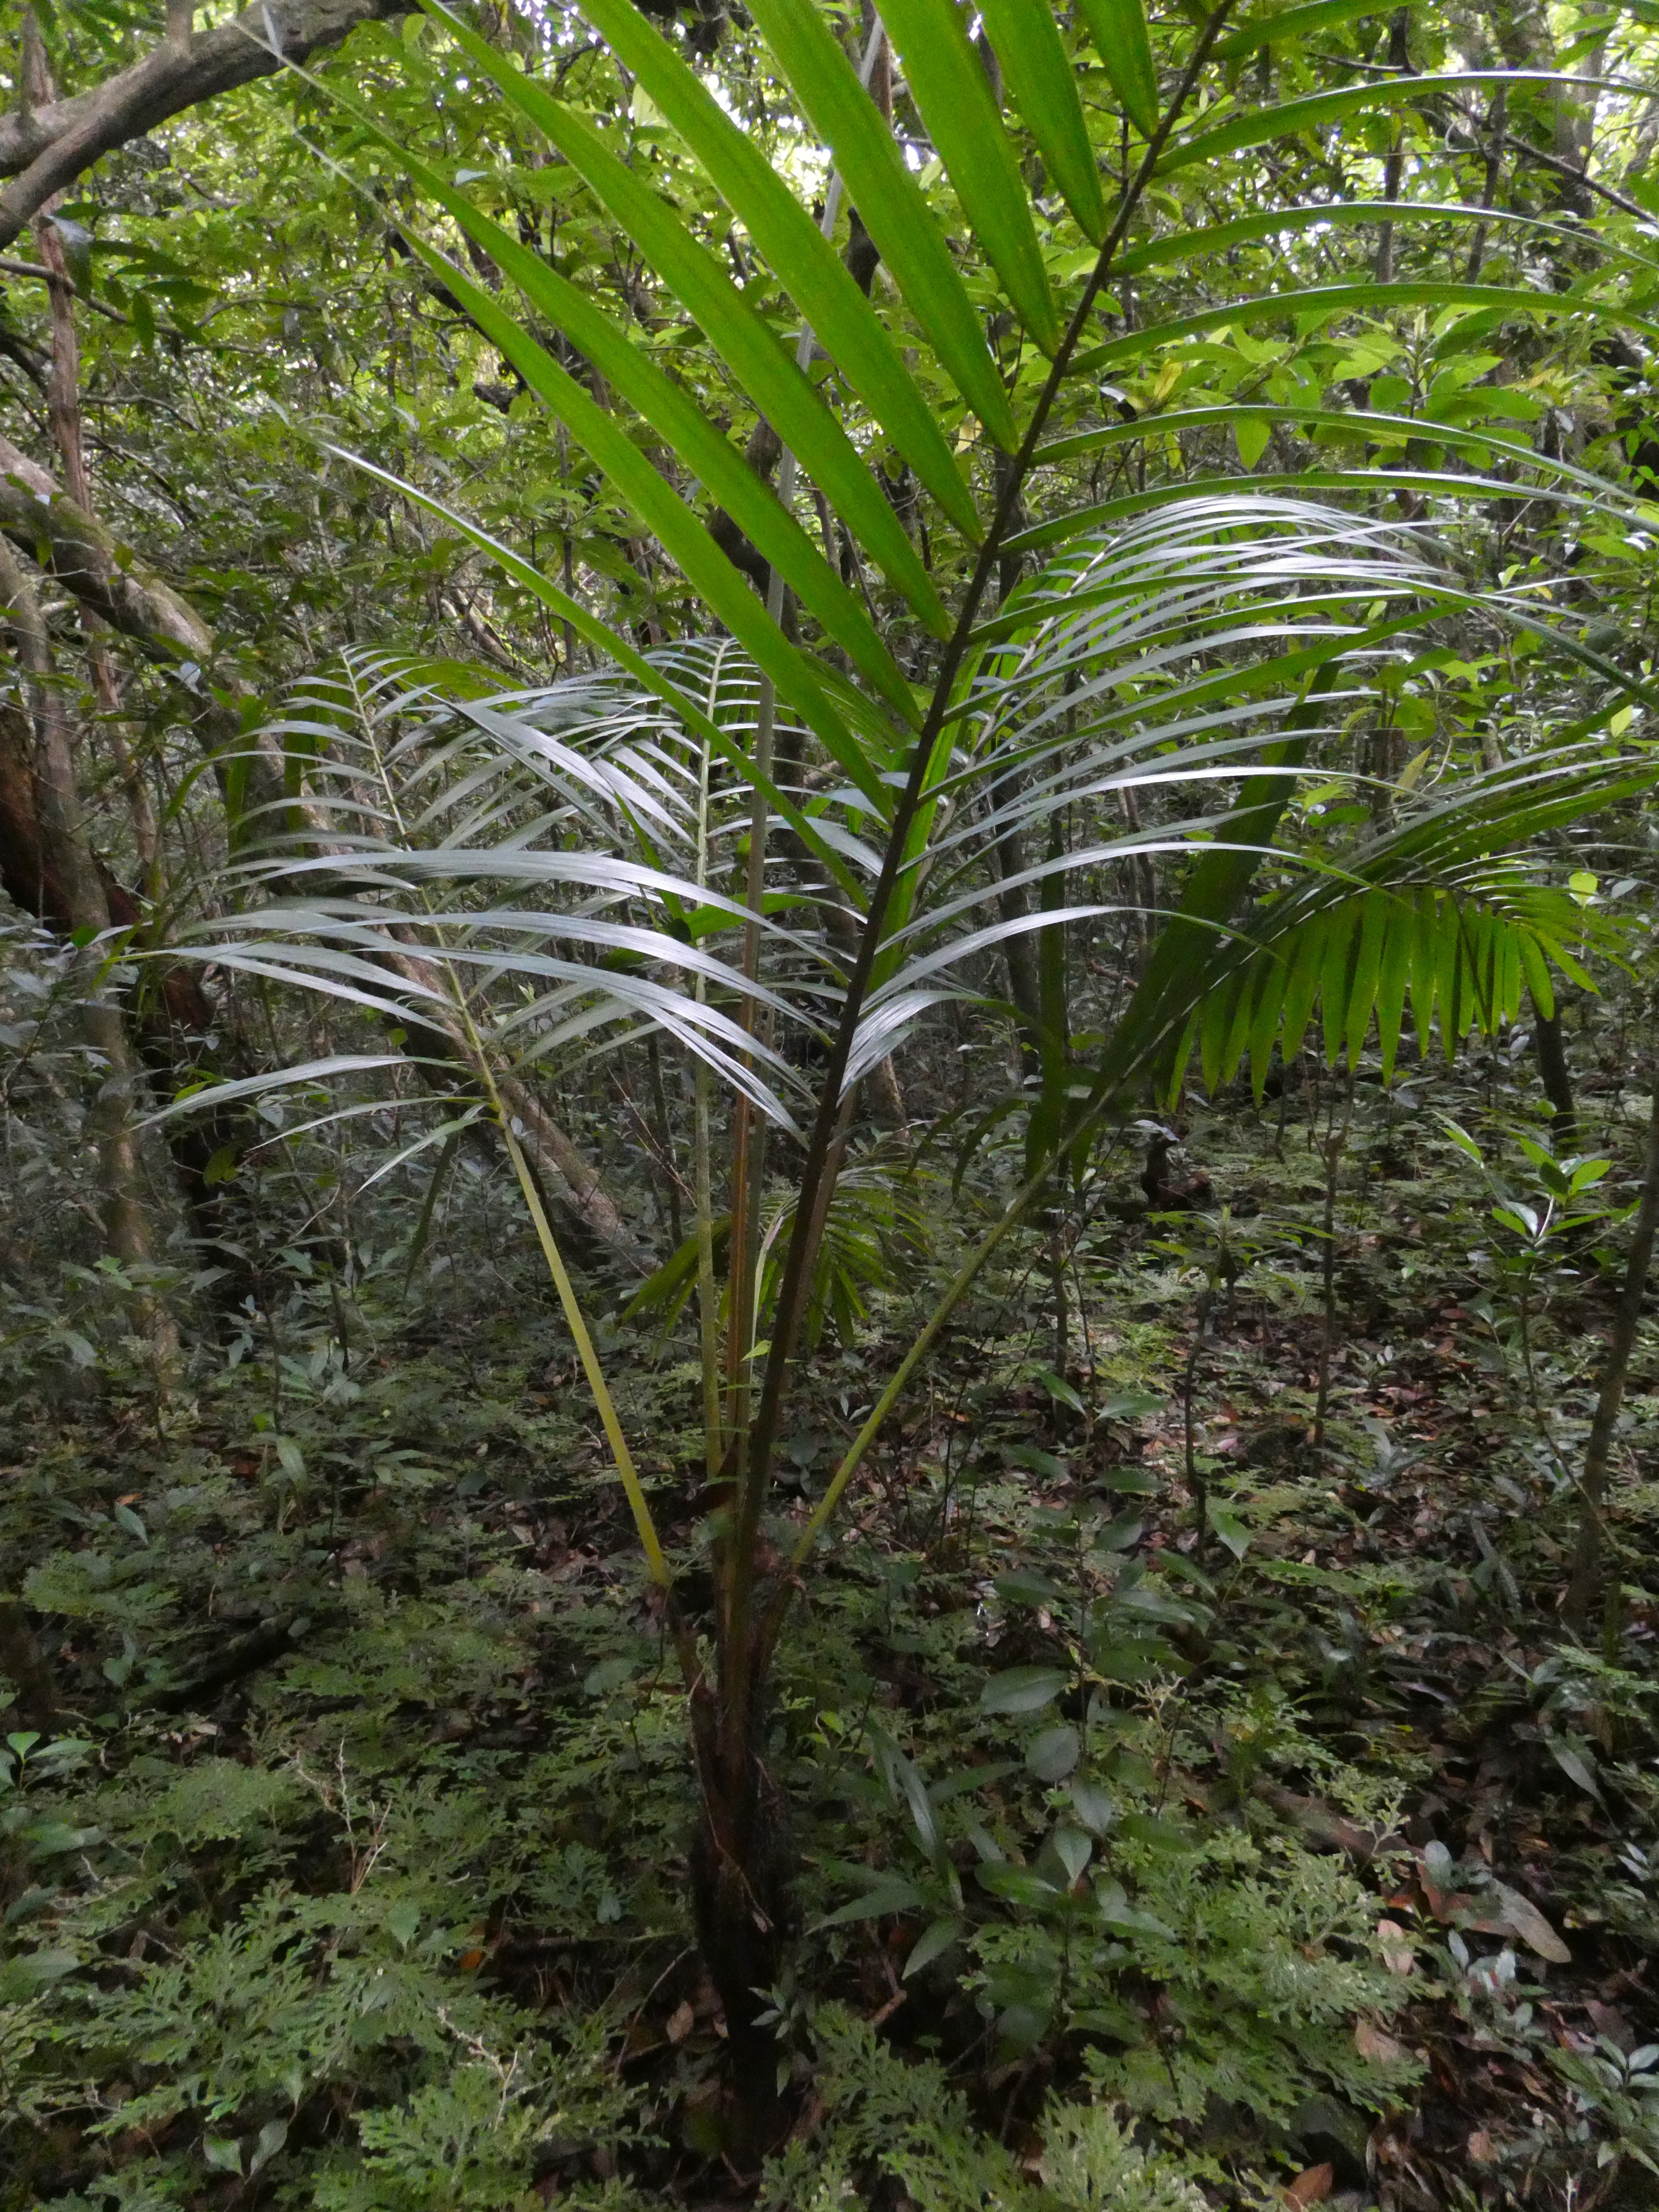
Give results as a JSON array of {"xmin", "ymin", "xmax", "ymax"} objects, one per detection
[{"xmin": 157, "ymin": 0, "xmax": 1657, "ymax": 2136}]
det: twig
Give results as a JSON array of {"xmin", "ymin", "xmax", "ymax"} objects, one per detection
[{"xmin": 0, "ymin": 254, "xmax": 131, "ymax": 322}]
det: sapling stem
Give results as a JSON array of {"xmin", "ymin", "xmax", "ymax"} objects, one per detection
[
  {"xmin": 1313, "ymin": 1073, "xmax": 1355, "ymax": 1450},
  {"xmin": 1185, "ymin": 1283, "xmax": 1213, "ymax": 1557},
  {"xmin": 1565, "ymin": 1024, "xmax": 1659, "ymax": 1633}
]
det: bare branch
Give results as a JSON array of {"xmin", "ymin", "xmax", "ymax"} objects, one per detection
[
  {"xmin": 0, "ymin": 0, "xmax": 414, "ymax": 248},
  {"xmin": 0, "ymin": 430, "xmax": 215, "ymax": 661}
]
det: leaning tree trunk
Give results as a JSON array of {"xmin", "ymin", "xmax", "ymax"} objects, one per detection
[
  {"xmin": 0, "ymin": 536, "xmax": 177, "ymax": 1356},
  {"xmin": 1564, "ymin": 1041, "xmax": 1659, "ymax": 1632}
]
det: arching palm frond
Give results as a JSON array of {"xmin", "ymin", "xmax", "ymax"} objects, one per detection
[{"xmin": 1187, "ymin": 873, "xmax": 1631, "ymax": 1100}]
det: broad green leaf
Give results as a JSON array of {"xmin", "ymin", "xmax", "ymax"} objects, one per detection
[
  {"xmin": 1545, "ymin": 1735, "xmax": 1606, "ymax": 1805},
  {"xmin": 904, "ymin": 1917, "xmax": 963, "ymax": 1976},
  {"xmin": 1518, "ymin": 929, "xmax": 1555, "ymax": 1020},
  {"xmin": 1320, "ymin": 900, "xmax": 1357, "ymax": 1066},
  {"xmin": 1075, "ymin": 0, "xmax": 1160, "ymax": 134},
  {"xmin": 1235, "ymin": 414, "xmax": 1271, "ymax": 469},
  {"xmin": 1375, "ymin": 895, "xmax": 1411, "ymax": 1079},
  {"xmin": 1344, "ymin": 888, "xmax": 1388, "ymax": 1065},
  {"xmin": 0, "ymin": 1948, "xmax": 77, "ymax": 2005},
  {"xmin": 816, "ymin": 1872, "xmax": 927, "ymax": 1925},
  {"xmin": 1247, "ymin": 949, "xmax": 1287, "ymax": 1096},
  {"xmin": 1211, "ymin": 0, "xmax": 1400, "ymax": 62},
  {"xmin": 742, "ymin": 0, "xmax": 1020, "ymax": 451},
  {"xmin": 573, "ymin": 0, "xmax": 983, "ymax": 541},
  {"xmin": 425, "ymin": 1, "xmax": 952, "ymax": 640},
  {"xmin": 1279, "ymin": 909, "xmax": 1326, "ymax": 1066},
  {"xmin": 1162, "ymin": 71, "xmax": 1610, "ymax": 173},
  {"xmin": 879, "ymin": 0, "xmax": 1059, "ymax": 351},
  {"xmin": 1040, "ymin": 403, "xmax": 1634, "ymax": 512},
  {"xmin": 981, "ymin": 1666, "xmax": 1070, "ymax": 1712},
  {"xmin": 1199, "ymin": 966, "xmax": 1237, "ymax": 1093},
  {"xmin": 1085, "ymin": 283, "xmax": 1659, "ymax": 375},
  {"xmin": 1434, "ymin": 896, "xmax": 1465, "ymax": 1058},
  {"xmin": 978, "ymin": 1860, "xmax": 1060, "ymax": 1906},
  {"xmin": 1115, "ymin": 198, "xmax": 1659, "ymax": 286},
  {"xmin": 1102, "ymin": 676, "xmax": 1333, "ymax": 1094},
  {"xmin": 1071, "ymin": 1781, "xmax": 1117, "ymax": 1835},
  {"xmin": 1497, "ymin": 911, "xmax": 1526, "ymax": 1026},
  {"xmin": 1206, "ymin": 1501, "xmax": 1251, "ymax": 1559},
  {"xmin": 1027, "ymin": 1724, "xmax": 1081, "ymax": 1781},
  {"xmin": 979, "ymin": 0, "xmax": 1107, "ymax": 242}
]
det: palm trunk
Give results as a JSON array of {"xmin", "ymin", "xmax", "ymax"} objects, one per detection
[{"xmin": 687, "ymin": 1678, "xmax": 790, "ymax": 2160}]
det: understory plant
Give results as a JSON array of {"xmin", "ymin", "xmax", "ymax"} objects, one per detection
[{"xmin": 156, "ymin": 0, "xmax": 1659, "ymax": 2139}]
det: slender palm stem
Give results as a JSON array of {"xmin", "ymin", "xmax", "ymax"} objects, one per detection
[{"xmin": 743, "ymin": 3, "xmax": 1238, "ymax": 1529}]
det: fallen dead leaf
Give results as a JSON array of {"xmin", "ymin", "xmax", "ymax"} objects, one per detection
[
  {"xmin": 1284, "ymin": 2163, "xmax": 1334, "ymax": 2206},
  {"xmin": 1355, "ymin": 2017, "xmax": 1406, "ymax": 2066},
  {"xmin": 1467, "ymin": 2129, "xmax": 1497, "ymax": 2164},
  {"xmin": 1376, "ymin": 1918, "xmax": 1415, "ymax": 1974},
  {"xmin": 666, "ymin": 2000, "xmax": 695, "ymax": 2045},
  {"xmin": 1493, "ymin": 1881, "xmax": 1571, "ymax": 1965}
]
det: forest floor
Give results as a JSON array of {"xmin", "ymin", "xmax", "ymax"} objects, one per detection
[{"xmin": 3, "ymin": 1062, "xmax": 1659, "ymax": 2211}]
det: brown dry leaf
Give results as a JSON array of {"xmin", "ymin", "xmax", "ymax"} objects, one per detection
[
  {"xmin": 1376, "ymin": 1918, "xmax": 1415, "ymax": 1975},
  {"xmin": 1467, "ymin": 2130, "xmax": 1497, "ymax": 2165},
  {"xmin": 1493, "ymin": 1882, "xmax": 1571, "ymax": 1965},
  {"xmin": 1284, "ymin": 2163, "xmax": 1334, "ymax": 2206},
  {"xmin": 666, "ymin": 2000, "xmax": 695, "ymax": 2045},
  {"xmin": 1355, "ymin": 2017, "xmax": 1406, "ymax": 2066}
]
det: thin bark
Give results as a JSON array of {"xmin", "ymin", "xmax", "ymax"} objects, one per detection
[
  {"xmin": 370, "ymin": 958, "xmax": 651, "ymax": 1275},
  {"xmin": 1564, "ymin": 1054, "xmax": 1659, "ymax": 1632},
  {"xmin": 992, "ymin": 815, "xmax": 1044, "ymax": 1077}
]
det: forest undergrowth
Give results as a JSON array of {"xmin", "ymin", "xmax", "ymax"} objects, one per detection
[{"xmin": 5, "ymin": 1018, "xmax": 1659, "ymax": 2212}]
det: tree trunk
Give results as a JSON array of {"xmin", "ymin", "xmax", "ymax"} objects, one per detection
[
  {"xmin": 34, "ymin": 201, "xmax": 159, "ymax": 876},
  {"xmin": 687, "ymin": 1672, "xmax": 791, "ymax": 2164},
  {"xmin": 1532, "ymin": 995, "xmax": 1577, "ymax": 1150},
  {"xmin": 0, "ymin": 1600, "xmax": 57, "ymax": 1733},
  {"xmin": 0, "ymin": 536, "xmax": 176, "ymax": 1353},
  {"xmin": 1563, "ymin": 1049, "xmax": 1659, "ymax": 1632},
  {"xmin": 990, "ymin": 816, "xmax": 1044, "ymax": 1078},
  {"xmin": 0, "ymin": 0, "xmax": 415, "ymax": 248}
]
